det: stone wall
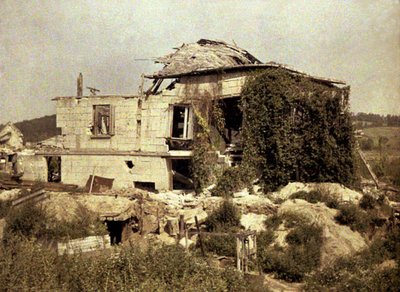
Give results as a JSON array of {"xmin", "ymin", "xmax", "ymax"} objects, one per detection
[
  {"xmin": 61, "ymin": 154, "xmax": 171, "ymax": 190},
  {"xmin": 56, "ymin": 96, "xmax": 139, "ymax": 151},
  {"xmin": 20, "ymin": 154, "xmax": 47, "ymax": 182},
  {"xmin": 53, "ymin": 71, "xmax": 249, "ymax": 190}
]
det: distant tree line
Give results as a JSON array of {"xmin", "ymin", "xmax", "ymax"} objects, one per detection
[
  {"xmin": 0, "ymin": 114, "xmax": 60, "ymax": 143},
  {"xmin": 352, "ymin": 112, "xmax": 400, "ymax": 128}
]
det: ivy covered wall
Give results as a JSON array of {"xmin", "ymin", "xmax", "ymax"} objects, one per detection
[{"xmin": 240, "ymin": 68, "xmax": 355, "ymax": 191}]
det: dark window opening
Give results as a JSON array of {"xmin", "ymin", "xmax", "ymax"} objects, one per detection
[
  {"xmin": 46, "ymin": 156, "xmax": 61, "ymax": 182},
  {"xmin": 172, "ymin": 159, "xmax": 193, "ymax": 189},
  {"xmin": 171, "ymin": 105, "xmax": 191, "ymax": 139},
  {"xmin": 92, "ymin": 105, "xmax": 115, "ymax": 136},
  {"xmin": 125, "ymin": 161, "xmax": 134, "ymax": 169},
  {"xmin": 134, "ymin": 181, "xmax": 156, "ymax": 192},
  {"xmin": 216, "ymin": 98, "xmax": 242, "ymax": 145}
]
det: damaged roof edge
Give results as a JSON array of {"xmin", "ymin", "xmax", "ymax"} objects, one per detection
[
  {"xmin": 51, "ymin": 95, "xmax": 140, "ymax": 101},
  {"xmin": 144, "ymin": 63, "xmax": 347, "ymax": 85}
]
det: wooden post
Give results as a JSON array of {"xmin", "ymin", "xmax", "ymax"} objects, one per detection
[
  {"xmin": 195, "ymin": 216, "xmax": 205, "ymax": 257},
  {"xmin": 236, "ymin": 237, "xmax": 241, "ymax": 271},
  {"xmin": 185, "ymin": 228, "xmax": 189, "ymax": 251},
  {"xmin": 179, "ymin": 215, "xmax": 185, "ymax": 240},
  {"xmin": 139, "ymin": 200, "xmax": 144, "ymax": 235}
]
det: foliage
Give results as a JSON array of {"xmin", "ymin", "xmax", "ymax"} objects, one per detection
[
  {"xmin": 359, "ymin": 137, "xmax": 374, "ymax": 150},
  {"xmin": 201, "ymin": 234, "xmax": 237, "ymax": 257},
  {"xmin": 0, "ymin": 239, "xmax": 252, "ymax": 291},
  {"xmin": 289, "ymin": 188, "xmax": 339, "ymax": 209},
  {"xmin": 258, "ymin": 213, "xmax": 323, "ymax": 282},
  {"xmin": 190, "ymin": 102, "xmax": 222, "ymax": 194},
  {"xmin": 0, "ymin": 200, "xmax": 11, "ymax": 219},
  {"xmin": 264, "ymin": 211, "xmax": 310, "ymax": 230},
  {"xmin": 241, "ymin": 68, "xmax": 356, "ymax": 192},
  {"xmin": 4, "ymin": 201, "xmax": 51, "ymax": 241},
  {"xmin": 53, "ymin": 203, "xmax": 108, "ymax": 240},
  {"xmin": 359, "ymin": 193, "xmax": 376, "ymax": 210},
  {"xmin": 306, "ymin": 226, "xmax": 400, "ymax": 291},
  {"xmin": 334, "ymin": 204, "xmax": 373, "ymax": 233},
  {"xmin": 4, "ymin": 201, "xmax": 106, "ymax": 242},
  {"xmin": 211, "ymin": 167, "xmax": 247, "ymax": 197},
  {"xmin": 205, "ymin": 199, "xmax": 241, "ymax": 232}
]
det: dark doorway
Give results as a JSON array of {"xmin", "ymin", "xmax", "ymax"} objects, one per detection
[
  {"xmin": 171, "ymin": 159, "xmax": 193, "ymax": 189},
  {"xmin": 106, "ymin": 220, "xmax": 123, "ymax": 245},
  {"xmin": 46, "ymin": 156, "xmax": 61, "ymax": 182}
]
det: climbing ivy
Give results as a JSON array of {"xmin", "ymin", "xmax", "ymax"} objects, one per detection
[{"xmin": 241, "ymin": 68, "xmax": 356, "ymax": 191}]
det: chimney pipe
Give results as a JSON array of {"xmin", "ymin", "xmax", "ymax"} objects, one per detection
[{"xmin": 77, "ymin": 73, "xmax": 83, "ymax": 97}]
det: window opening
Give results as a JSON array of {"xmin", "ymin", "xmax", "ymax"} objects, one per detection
[
  {"xmin": 172, "ymin": 106, "xmax": 191, "ymax": 139},
  {"xmin": 92, "ymin": 105, "xmax": 115, "ymax": 136}
]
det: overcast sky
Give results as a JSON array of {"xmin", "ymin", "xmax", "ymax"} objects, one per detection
[{"xmin": 0, "ymin": 0, "xmax": 399, "ymax": 124}]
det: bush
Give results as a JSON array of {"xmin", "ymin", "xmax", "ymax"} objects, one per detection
[
  {"xmin": 335, "ymin": 205, "xmax": 372, "ymax": 233},
  {"xmin": 306, "ymin": 226, "xmax": 400, "ymax": 291},
  {"xmin": 211, "ymin": 167, "xmax": 247, "ymax": 197},
  {"xmin": 258, "ymin": 222, "xmax": 323, "ymax": 282},
  {"xmin": 359, "ymin": 137, "xmax": 374, "ymax": 151},
  {"xmin": 4, "ymin": 201, "xmax": 107, "ymax": 242},
  {"xmin": 334, "ymin": 204, "xmax": 372, "ymax": 233},
  {"xmin": 201, "ymin": 234, "xmax": 236, "ymax": 257},
  {"xmin": 289, "ymin": 189, "xmax": 339, "ymax": 209},
  {"xmin": 4, "ymin": 201, "xmax": 51, "ymax": 241},
  {"xmin": 0, "ymin": 200, "xmax": 11, "ymax": 218},
  {"xmin": 205, "ymin": 199, "xmax": 241, "ymax": 232},
  {"xmin": 0, "ymin": 239, "xmax": 253, "ymax": 291},
  {"xmin": 359, "ymin": 194, "xmax": 376, "ymax": 209}
]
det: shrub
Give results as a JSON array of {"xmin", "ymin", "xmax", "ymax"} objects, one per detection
[
  {"xmin": 259, "ymin": 213, "xmax": 323, "ymax": 282},
  {"xmin": 4, "ymin": 201, "xmax": 107, "ymax": 242},
  {"xmin": 359, "ymin": 137, "xmax": 374, "ymax": 151},
  {"xmin": 258, "ymin": 222, "xmax": 323, "ymax": 282},
  {"xmin": 201, "ymin": 234, "xmax": 236, "ymax": 257},
  {"xmin": 359, "ymin": 194, "xmax": 376, "ymax": 209},
  {"xmin": 4, "ymin": 201, "xmax": 51, "ymax": 241},
  {"xmin": 335, "ymin": 205, "xmax": 372, "ymax": 233},
  {"xmin": 0, "ymin": 200, "xmax": 11, "ymax": 218},
  {"xmin": 306, "ymin": 226, "xmax": 400, "ymax": 291},
  {"xmin": 205, "ymin": 199, "xmax": 241, "ymax": 232},
  {"xmin": 211, "ymin": 167, "xmax": 246, "ymax": 197},
  {"xmin": 334, "ymin": 204, "xmax": 372, "ymax": 233},
  {"xmin": 289, "ymin": 188, "xmax": 339, "ymax": 209},
  {"xmin": 0, "ymin": 238, "xmax": 253, "ymax": 291}
]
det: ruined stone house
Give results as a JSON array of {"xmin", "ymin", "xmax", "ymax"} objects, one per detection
[{"xmin": 29, "ymin": 39, "xmax": 347, "ymax": 191}]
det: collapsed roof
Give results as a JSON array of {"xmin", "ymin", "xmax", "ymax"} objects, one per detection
[
  {"xmin": 151, "ymin": 39, "xmax": 262, "ymax": 78},
  {"xmin": 147, "ymin": 39, "xmax": 345, "ymax": 85}
]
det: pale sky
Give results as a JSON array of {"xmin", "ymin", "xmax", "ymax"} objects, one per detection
[{"xmin": 0, "ymin": 0, "xmax": 399, "ymax": 124}]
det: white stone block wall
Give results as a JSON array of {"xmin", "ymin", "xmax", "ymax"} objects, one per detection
[{"xmin": 61, "ymin": 154, "xmax": 171, "ymax": 190}]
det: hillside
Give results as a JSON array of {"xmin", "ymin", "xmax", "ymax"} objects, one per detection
[{"xmin": 0, "ymin": 114, "xmax": 60, "ymax": 143}]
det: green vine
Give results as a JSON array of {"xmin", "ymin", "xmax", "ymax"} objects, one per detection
[{"xmin": 241, "ymin": 68, "xmax": 356, "ymax": 192}]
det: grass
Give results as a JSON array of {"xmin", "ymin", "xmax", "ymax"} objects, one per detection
[
  {"xmin": 0, "ymin": 238, "xmax": 253, "ymax": 291},
  {"xmin": 362, "ymin": 127, "xmax": 400, "ymax": 151}
]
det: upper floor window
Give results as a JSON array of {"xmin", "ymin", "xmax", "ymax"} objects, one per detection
[
  {"xmin": 92, "ymin": 105, "xmax": 115, "ymax": 137},
  {"xmin": 171, "ymin": 105, "xmax": 192, "ymax": 139}
]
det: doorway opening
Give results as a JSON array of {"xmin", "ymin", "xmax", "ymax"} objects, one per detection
[
  {"xmin": 171, "ymin": 159, "xmax": 193, "ymax": 190},
  {"xmin": 46, "ymin": 156, "xmax": 61, "ymax": 182}
]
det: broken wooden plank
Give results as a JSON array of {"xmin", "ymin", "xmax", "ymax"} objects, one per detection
[{"xmin": 11, "ymin": 188, "xmax": 46, "ymax": 207}]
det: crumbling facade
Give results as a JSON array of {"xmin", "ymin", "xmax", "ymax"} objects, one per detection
[{"xmin": 35, "ymin": 39, "xmax": 347, "ymax": 191}]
